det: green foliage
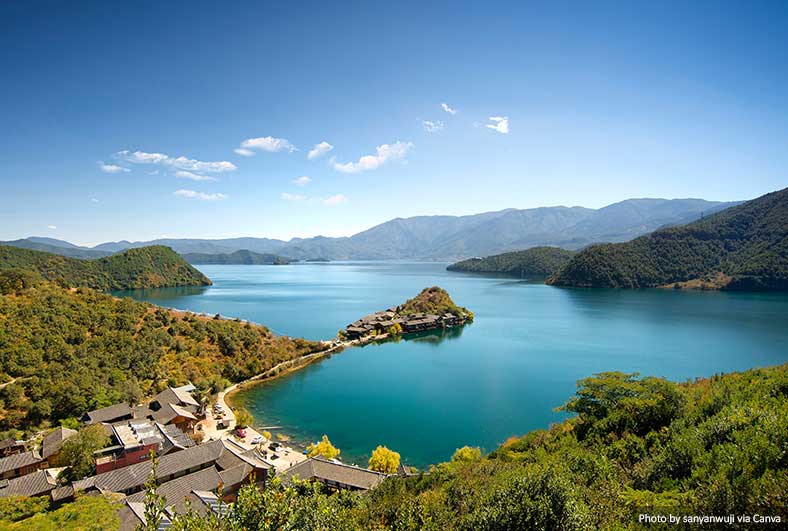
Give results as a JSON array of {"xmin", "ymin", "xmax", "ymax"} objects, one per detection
[
  {"xmin": 233, "ymin": 407, "xmax": 253, "ymax": 429},
  {"xmin": 0, "ymin": 494, "xmax": 118, "ymax": 531},
  {"xmin": 397, "ymin": 286, "xmax": 472, "ymax": 319},
  {"xmin": 447, "ymin": 246, "xmax": 576, "ymax": 276},
  {"xmin": 549, "ymin": 187, "xmax": 788, "ymax": 290},
  {"xmin": 451, "ymin": 446, "xmax": 482, "ymax": 462},
  {"xmin": 0, "ymin": 245, "xmax": 211, "ymax": 291},
  {"xmin": 369, "ymin": 445, "xmax": 401, "ymax": 473},
  {"xmin": 183, "ymin": 250, "xmax": 292, "ymax": 265},
  {"xmin": 306, "ymin": 434, "xmax": 341, "ymax": 459},
  {"xmin": 0, "ymin": 496, "xmax": 49, "ymax": 523},
  {"xmin": 57, "ymin": 424, "xmax": 110, "ymax": 481},
  {"xmin": 0, "ymin": 282, "xmax": 323, "ymax": 432}
]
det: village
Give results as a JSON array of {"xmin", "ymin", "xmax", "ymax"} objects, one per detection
[{"xmin": 0, "ymin": 382, "xmax": 394, "ymax": 529}]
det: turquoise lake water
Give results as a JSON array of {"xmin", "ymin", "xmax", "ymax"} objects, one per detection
[{"xmin": 118, "ymin": 262, "xmax": 788, "ymax": 468}]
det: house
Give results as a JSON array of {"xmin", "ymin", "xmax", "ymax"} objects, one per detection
[
  {"xmin": 118, "ymin": 484, "xmax": 231, "ymax": 531},
  {"xmin": 0, "ymin": 439, "xmax": 26, "ymax": 458},
  {"xmin": 151, "ymin": 403, "xmax": 199, "ymax": 433},
  {"xmin": 82, "ymin": 403, "xmax": 134, "ymax": 425},
  {"xmin": 70, "ymin": 439, "xmax": 270, "ymax": 499},
  {"xmin": 0, "ymin": 450, "xmax": 44, "ymax": 480},
  {"xmin": 95, "ymin": 420, "xmax": 195, "ymax": 474},
  {"xmin": 149, "ymin": 385, "xmax": 202, "ymax": 433},
  {"xmin": 41, "ymin": 427, "xmax": 77, "ymax": 465},
  {"xmin": 0, "ymin": 469, "xmax": 59, "ymax": 498},
  {"xmin": 282, "ymin": 456, "xmax": 387, "ymax": 491},
  {"xmin": 152, "ymin": 385, "xmax": 201, "ymax": 410}
]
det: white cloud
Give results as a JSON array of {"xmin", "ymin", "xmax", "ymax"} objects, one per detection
[
  {"xmin": 322, "ymin": 194, "xmax": 348, "ymax": 206},
  {"xmin": 307, "ymin": 141, "xmax": 334, "ymax": 160},
  {"xmin": 281, "ymin": 192, "xmax": 306, "ymax": 201},
  {"xmin": 330, "ymin": 141, "xmax": 413, "ymax": 174},
  {"xmin": 293, "ymin": 176, "xmax": 311, "ymax": 187},
  {"xmin": 174, "ymin": 189, "xmax": 228, "ymax": 201},
  {"xmin": 422, "ymin": 120, "xmax": 444, "ymax": 133},
  {"xmin": 116, "ymin": 150, "xmax": 236, "ymax": 172},
  {"xmin": 47, "ymin": 225, "xmax": 57, "ymax": 230},
  {"xmin": 175, "ymin": 170, "xmax": 218, "ymax": 182},
  {"xmin": 98, "ymin": 162, "xmax": 130, "ymax": 174},
  {"xmin": 486, "ymin": 116, "xmax": 509, "ymax": 134},
  {"xmin": 238, "ymin": 136, "xmax": 296, "ymax": 155},
  {"xmin": 441, "ymin": 102, "xmax": 458, "ymax": 115},
  {"xmin": 90, "ymin": 198, "xmax": 99, "ymax": 203}
]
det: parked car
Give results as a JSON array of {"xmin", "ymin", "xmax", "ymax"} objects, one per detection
[
  {"xmin": 251, "ymin": 435, "xmax": 263, "ymax": 445},
  {"xmin": 235, "ymin": 427, "xmax": 247, "ymax": 438}
]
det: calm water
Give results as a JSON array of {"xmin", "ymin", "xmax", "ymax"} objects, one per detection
[{"xmin": 118, "ymin": 262, "xmax": 788, "ymax": 468}]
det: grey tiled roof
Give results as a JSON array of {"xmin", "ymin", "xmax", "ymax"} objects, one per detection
[
  {"xmin": 0, "ymin": 470, "xmax": 57, "ymax": 497},
  {"xmin": 84, "ymin": 402, "xmax": 133, "ymax": 424},
  {"xmin": 283, "ymin": 457, "xmax": 387, "ymax": 490},
  {"xmin": 126, "ymin": 466, "xmax": 223, "ymax": 514},
  {"xmin": 0, "ymin": 450, "xmax": 42, "ymax": 475},
  {"xmin": 41, "ymin": 427, "xmax": 77, "ymax": 459}
]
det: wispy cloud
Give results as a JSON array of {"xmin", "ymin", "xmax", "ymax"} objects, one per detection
[
  {"xmin": 281, "ymin": 192, "xmax": 306, "ymax": 201},
  {"xmin": 47, "ymin": 225, "xmax": 57, "ymax": 230},
  {"xmin": 237, "ymin": 136, "xmax": 296, "ymax": 155},
  {"xmin": 422, "ymin": 120, "xmax": 444, "ymax": 133},
  {"xmin": 293, "ymin": 176, "xmax": 311, "ymax": 187},
  {"xmin": 441, "ymin": 102, "xmax": 458, "ymax": 115},
  {"xmin": 330, "ymin": 141, "xmax": 413, "ymax": 174},
  {"xmin": 116, "ymin": 150, "xmax": 237, "ymax": 172},
  {"xmin": 322, "ymin": 194, "xmax": 348, "ymax": 206},
  {"xmin": 174, "ymin": 189, "xmax": 228, "ymax": 201},
  {"xmin": 98, "ymin": 162, "xmax": 130, "ymax": 174},
  {"xmin": 90, "ymin": 198, "xmax": 99, "ymax": 203},
  {"xmin": 486, "ymin": 116, "xmax": 509, "ymax": 134},
  {"xmin": 307, "ymin": 141, "xmax": 334, "ymax": 160},
  {"xmin": 175, "ymin": 170, "xmax": 217, "ymax": 182}
]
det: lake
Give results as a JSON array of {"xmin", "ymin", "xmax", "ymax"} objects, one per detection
[{"xmin": 117, "ymin": 262, "xmax": 788, "ymax": 468}]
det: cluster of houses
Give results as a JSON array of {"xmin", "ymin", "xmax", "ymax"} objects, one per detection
[
  {"xmin": 0, "ymin": 382, "xmax": 403, "ymax": 528},
  {"xmin": 345, "ymin": 308, "xmax": 464, "ymax": 340}
]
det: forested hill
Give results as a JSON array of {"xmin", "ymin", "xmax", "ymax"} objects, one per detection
[
  {"xmin": 0, "ymin": 245, "xmax": 212, "ymax": 290},
  {"xmin": 447, "ymin": 246, "xmax": 576, "ymax": 276},
  {"xmin": 183, "ymin": 249, "xmax": 292, "ymax": 265},
  {"xmin": 0, "ymin": 274, "xmax": 322, "ymax": 433},
  {"xmin": 547, "ymin": 187, "xmax": 788, "ymax": 290}
]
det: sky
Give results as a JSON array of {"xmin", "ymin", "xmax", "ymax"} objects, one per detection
[{"xmin": 1, "ymin": 1, "xmax": 787, "ymax": 246}]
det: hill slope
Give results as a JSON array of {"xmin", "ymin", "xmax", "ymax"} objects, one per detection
[
  {"xmin": 183, "ymin": 249, "xmax": 292, "ymax": 265},
  {"xmin": 548, "ymin": 187, "xmax": 788, "ymax": 290},
  {"xmin": 0, "ymin": 245, "xmax": 212, "ymax": 290},
  {"xmin": 447, "ymin": 246, "xmax": 576, "ymax": 276},
  {"xmin": 0, "ymin": 238, "xmax": 112, "ymax": 259}
]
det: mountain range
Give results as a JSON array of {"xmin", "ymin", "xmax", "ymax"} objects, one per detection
[{"xmin": 3, "ymin": 197, "xmax": 738, "ymax": 262}]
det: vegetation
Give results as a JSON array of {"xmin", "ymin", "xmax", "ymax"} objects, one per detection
[
  {"xmin": 368, "ymin": 445, "xmax": 401, "ymax": 473},
  {"xmin": 131, "ymin": 362, "xmax": 788, "ymax": 530},
  {"xmin": 548, "ymin": 187, "xmax": 788, "ymax": 290},
  {"xmin": 55, "ymin": 424, "xmax": 110, "ymax": 481},
  {"xmin": 0, "ymin": 494, "xmax": 118, "ymax": 531},
  {"xmin": 182, "ymin": 250, "xmax": 292, "ymax": 265},
  {"xmin": 0, "ymin": 245, "xmax": 211, "ymax": 291},
  {"xmin": 306, "ymin": 435, "xmax": 341, "ymax": 460},
  {"xmin": 447, "ymin": 246, "xmax": 576, "ymax": 276},
  {"xmin": 234, "ymin": 407, "xmax": 254, "ymax": 429},
  {"xmin": 397, "ymin": 286, "xmax": 473, "ymax": 320},
  {"xmin": 0, "ymin": 278, "xmax": 322, "ymax": 434}
]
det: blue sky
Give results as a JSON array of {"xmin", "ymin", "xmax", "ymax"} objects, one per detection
[{"xmin": 1, "ymin": 1, "xmax": 787, "ymax": 246}]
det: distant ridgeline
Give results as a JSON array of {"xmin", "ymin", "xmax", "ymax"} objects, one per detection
[
  {"xmin": 182, "ymin": 249, "xmax": 292, "ymax": 265},
  {"xmin": 344, "ymin": 286, "xmax": 473, "ymax": 339},
  {"xmin": 0, "ymin": 244, "xmax": 212, "ymax": 291},
  {"xmin": 447, "ymin": 246, "xmax": 576, "ymax": 276},
  {"xmin": 548, "ymin": 187, "xmax": 788, "ymax": 290}
]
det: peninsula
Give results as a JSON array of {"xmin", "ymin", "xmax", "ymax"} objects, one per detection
[{"xmin": 343, "ymin": 286, "xmax": 473, "ymax": 340}]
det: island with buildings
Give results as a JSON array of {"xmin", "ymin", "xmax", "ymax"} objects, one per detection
[{"xmin": 343, "ymin": 286, "xmax": 473, "ymax": 340}]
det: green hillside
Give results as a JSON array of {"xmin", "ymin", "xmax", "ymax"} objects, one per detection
[
  {"xmin": 548, "ymin": 187, "xmax": 788, "ymax": 290},
  {"xmin": 0, "ymin": 245, "xmax": 211, "ymax": 291},
  {"xmin": 397, "ymin": 286, "xmax": 473, "ymax": 318},
  {"xmin": 182, "ymin": 249, "xmax": 292, "ymax": 265},
  {"xmin": 447, "ymin": 246, "xmax": 576, "ymax": 276},
  {"xmin": 0, "ymin": 276, "xmax": 322, "ymax": 433}
]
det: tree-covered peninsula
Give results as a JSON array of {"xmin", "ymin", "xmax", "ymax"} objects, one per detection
[
  {"xmin": 447, "ymin": 246, "xmax": 576, "ymax": 276},
  {"xmin": 182, "ymin": 249, "xmax": 292, "ymax": 265},
  {"xmin": 0, "ymin": 245, "xmax": 211, "ymax": 291},
  {"xmin": 548, "ymin": 187, "xmax": 788, "ymax": 290}
]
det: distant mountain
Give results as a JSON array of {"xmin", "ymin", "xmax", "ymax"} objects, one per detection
[
  {"xmin": 7, "ymin": 197, "xmax": 739, "ymax": 262},
  {"xmin": 547, "ymin": 187, "xmax": 788, "ymax": 290},
  {"xmin": 0, "ymin": 238, "xmax": 112, "ymax": 259},
  {"xmin": 0, "ymin": 245, "xmax": 211, "ymax": 290},
  {"xmin": 447, "ymin": 247, "xmax": 576, "ymax": 276},
  {"xmin": 183, "ymin": 250, "xmax": 292, "ymax": 265}
]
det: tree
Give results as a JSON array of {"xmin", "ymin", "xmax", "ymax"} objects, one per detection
[
  {"xmin": 261, "ymin": 430, "xmax": 272, "ymax": 441},
  {"xmin": 368, "ymin": 445, "xmax": 400, "ymax": 473},
  {"xmin": 138, "ymin": 456, "xmax": 167, "ymax": 531},
  {"xmin": 234, "ymin": 407, "xmax": 253, "ymax": 429},
  {"xmin": 58, "ymin": 424, "xmax": 110, "ymax": 480},
  {"xmin": 307, "ymin": 435, "xmax": 340, "ymax": 460},
  {"xmin": 451, "ymin": 446, "xmax": 482, "ymax": 462}
]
